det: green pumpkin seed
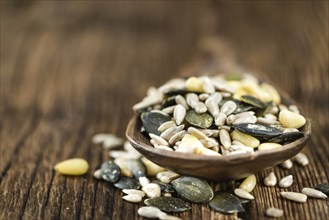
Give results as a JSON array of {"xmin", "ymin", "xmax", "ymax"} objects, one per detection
[
  {"xmin": 113, "ymin": 177, "xmax": 141, "ymax": 190},
  {"xmin": 313, "ymin": 183, "xmax": 329, "ymax": 195},
  {"xmin": 233, "ymin": 123, "xmax": 283, "ymax": 139},
  {"xmin": 144, "ymin": 197, "xmax": 191, "ymax": 213},
  {"xmin": 100, "ymin": 161, "xmax": 121, "ymax": 182},
  {"xmin": 152, "ymin": 180, "xmax": 176, "ymax": 193},
  {"xmin": 171, "ymin": 176, "xmax": 214, "ymax": 203},
  {"xmin": 209, "ymin": 191, "xmax": 245, "ymax": 214},
  {"xmin": 162, "ymin": 96, "xmax": 177, "ymax": 108},
  {"xmin": 241, "ymin": 95, "xmax": 265, "ymax": 108},
  {"xmin": 268, "ymin": 131, "xmax": 304, "ymax": 144},
  {"xmin": 125, "ymin": 159, "xmax": 146, "ymax": 179},
  {"xmin": 141, "ymin": 112, "xmax": 171, "ymax": 136},
  {"xmin": 185, "ymin": 110, "xmax": 213, "ymax": 129}
]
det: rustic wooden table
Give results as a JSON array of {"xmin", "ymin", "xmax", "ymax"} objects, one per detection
[{"xmin": 1, "ymin": 1, "xmax": 328, "ymax": 220}]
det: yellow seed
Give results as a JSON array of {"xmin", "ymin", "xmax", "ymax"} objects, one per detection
[
  {"xmin": 185, "ymin": 77, "xmax": 204, "ymax": 92},
  {"xmin": 114, "ymin": 158, "xmax": 133, "ymax": 177},
  {"xmin": 54, "ymin": 158, "xmax": 89, "ymax": 175},
  {"xmin": 141, "ymin": 157, "xmax": 166, "ymax": 176},
  {"xmin": 258, "ymin": 143, "xmax": 282, "ymax": 151},
  {"xmin": 231, "ymin": 130, "xmax": 260, "ymax": 148},
  {"xmin": 194, "ymin": 145, "xmax": 221, "ymax": 156},
  {"xmin": 178, "ymin": 134, "xmax": 204, "ymax": 152},
  {"xmin": 239, "ymin": 175, "xmax": 257, "ymax": 192},
  {"xmin": 261, "ymin": 83, "xmax": 281, "ymax": 104},
  {"xmin": 279, "ymin": 109, "xmax": 306, "ymax": 129}
]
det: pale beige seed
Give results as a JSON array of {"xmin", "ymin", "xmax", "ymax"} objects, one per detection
[
  {"xmin": 158, "ymin": 121, "xmax": 176, "ymax": 132},
  {"xmin": 54, "ymin": 158, "xmax": 89, "ymax": 176},
  {"xmin": 142, "ymin": 183, "xmax": 161, "ymax": 198},
  {"xmin": 239, "ymin": 175, "xmax": 257, "ymax": 192},
  {"xmin": 199, "ymin": 93, "xmax": 210, "ymax": 101},
  {"xmin": 202, "ymin": 76, "xmax": 216, "ymax": 94},
  {"xmin": 231, "ymin": 130, "xmax": 260, "ymax": 148},
  {"xmin": 156, "ymin": 171, "xmax": 179, "ymax": 183},
  {"xmin": 231, "ymin": 140, "xmax": 244, "ymax": 146},
  {"xmin": 260, "ymin": 83, "xmax": 281, "ymax": 105},
  {"xmin": 232, "ymin": 115, "xmax": 257, "ymax": 125},
  {"xmin": 150, "ymin": 133, "xmax": 169, "ymax": 146},
  {"xmin": 264, "ymin": 113, "xmax": 277, "ymax": 121},
  {"xmin": 279, "ymin": 109, "xmax": 306, "ymax": 129},
  {"xmin": 301, "ymin": 187, "xmax": 327, "ymax": 199},
  {"xmin": 234, "ymin": 188, "xmax": 254, "ymax": 200},
  {"xmin": 219, "ymin": 129, "xmax": 231, "ymax": 149},
  {"xmin": 114, "ymin": 158, "xmax": 133, "ymax": 177},
  {"xmin": 280, "ymin": 191, "xmax": 307, "ymax": 203},
  {"xmin": 288, "ymin": 105, "xmax": 300, "ymax": 114},
  {"xmin": 215, "ymin": 112, "xmax": 227, "ymax": 126},
  {"xmin": 150, "ymin": 139, "xmax": 158, "ymax": 148},
  {"xmin": 159, "ymin": 215, "xmax": 182, "ymax": 220},
  {"xmin": 163, "ymin": 192, "xmax": 172, "ymax": 197},
  {"xmin": 200, "ymin": 138, "xmax": 219, "ymax": 149},
  {"xmin": 187, "ymin": 127, "xmax": 208, "ymax": 140},
  {"xmin": 174, "ymin": 104, "xmax": 186, "ymax": 125},
  {"xmin": 92, "ymin": 134, "xmax": 124, "ymax": 149},
  {"xmin": 226, "ymin": 115, "xmax": 236, "ymax": 125},
  {"xmin": 93, "ymin": 169, "xmax": 102, "ymax": 179},
  {"xmin": 109, "ymin": 150, "xmax": 140, "ymax": 159},
  {"xmin": 195, "ymin": 145, "xmax": 221, "ymax": 156},
  {"xmin": 266, "ymin": 207, "xmax": 283, "ymax": 218},
  {"xmin": 139, "ymin": 176, "xmax": 151, "ymax": 187},
  {"xmin": 226, "ymin": 150, "xmax": 249, "ymax": 156},
  {"xmin": 269, "ymin": 106, "xmax": 279, "ymax": 114},
  {"xmin": 220, "ymin": 101, "xmax": 237, "ymax": 116},
  {"xmin": 278, "ymin": 104, "xmax": 288, "ymax": 111},
  {"xmin": 280, "ymin": 159, "xmax": 293, "ymax": 169},
  {"xmin": 283, "ymin": 128, "xmax": 299, "ymax": 133},
  {"xmin": 294, "ymin": 152, "xmax": 309, "ymax": 166},
  {"xmin": 168, "ymin": 130, "xmax": 186, "ymax": 145},
  {"xmin": 230, "ymin": 145, "xmax": 254, "ymax": 153},
  {"xmin": 235, "ymin": 111, "xmax": 255, "ymax": 117},
  {"xmin": 186, "ymin": 76, "xmax": 204, "ymax": 92},
  {"xmin": 279, "ymin": 175, "xmax": 293, "ymax": 188},
  {"xmin": 159, "ymin": 78, "xmax": 185, "ymax": 93},
  {"xmin": 218, "ymin": 125, "xmax": 231, "ymax": 131},
  {"xmin": 161, "ymin": 125, "xmax": 184, "ymax": 141},
  {"xmin": 194, "ymin": 102, "xmax": 208, "ymax": 113},
  {"xmin": 138, "ymin": 206, "xmax": 166, "ymax": 219},
  {"xmin": 175, "ymin": 134, "xmax": 203, "ymax": 153},
  {"xmin": 210, "ymin": 145, "xmax": 220, "ymax": 153},
  {"xmin": 155, "ymin": 145, "xmax": 174, "ymax": 151},
  {"xmin": 264, "ymin": 172, "xmax": 277, "ymax": 186},
  {"xmin": 257, "ymin": 117, "xmax": 278, "ymax": 125},
  {"xmin": 122, "ymin": 194, "xmax": 143, "ymax": 203},
  {"xmin": 122, "ymin": 189, "xmax": 145, "ymax": 197},
  {"xmin": 162, "ymin": 105, "xmax": 176, "ymax": 114},
  {"xmin": 151, "ymin": 109, "xmax": 169, "ymax": 117},
  {"xmin": 258, "ymin": 143, "xmax": 282, "ymax": 151},
  {"xmin": 186, "ymin": 93, "xmax": 199, "ymax": 108},
  {"xmin": 141, "ymin": 157, "xmax": 166, "ymax": 176},
  {"xmin": 175, "ymin": 95, "xmax": 189, "ymax": 109},
  {"xmin": 205, "ymin": 98, "xmax": 220, "ymax": 117},
  {"xmin": 199, "ymin": 129, "xmax": 219, "ymax": 137}
]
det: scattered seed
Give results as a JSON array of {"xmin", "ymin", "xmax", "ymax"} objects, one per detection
[
  {"xmin": 156, "ymin": 171, "xmax": 180, "ymax": 183},
  {"xmin": 141, "ymin": 157, "xmax": 166, "ymax": 176},
  {"xmin": 93, "ymin": 169, "xmax": 102, "ymax": 179},
  {"xmin": 113, "ymin": 177, "xmax": 141, "ymax": 190},
  {"xmin": 279, "ymin": 159, "xmax": 293, "ymax": 169},
  {"xmin": 280, "ymin": 191, "xmax": 307, "ymax": 203},
  {"xmin": 239, "ymin": 175, "xmax": 257, "ymax": 192},
  {"xmin": 139, "ymin": 176, "xmax": 151, "ymax": 187},
  {"xmin": 159, "ymin": 214, "xmax": 182, "ymax": 220},
  {"xmin": 54, "ymin": 158, "xmax": 89, "ymax": 176},
  {"xmin": 313, "ymin": 183, "xmax": 329, "ymax": 195},
  {"xmin": 266, "ymin": 207, "xmax": 284, "ymax": 218},
  {"xmin": 142, "ymin": 183, "xmax": 161, "ymax": 198},
  {"xmin": 100, "ymin": 161, "xmax": 121, "ymax": 182},
  {"xmin": 144, "ymin": 197, "xmax": 191, "ymax": 212},
  {"xmin": 294, "ymin": 152, "xmax": 309, "ymax": 166},
  {"xmin": 301, "ymin": 187, "xmax": 327, "ymax": 199},
  {"xmin": 234, "ymin": 188, "xmax": 254, "ymax": 200},
  {"xmin": 264, "ymin": 172, "xmax": 277, "ymax": 186},
  {"xmin": 122, "ymin": 189, "xmax": 145, "ymax": 197},
  {"xmin": 209, "ymin": 191, "xmax": 245, "ymax": 214},
  {"xmin": 163, "ymin": 192, "xmax": 172, "ymax": 197},
  {"xmin": 122, "ymin": 194, "xmax": 143, "ymax": 203},
  {"xmin": 279, "ymin": 175, "xmax": 293, "ymax": 188},
  {"xmin": 138, "ymin": 206, "xmax": 167, "ymax": 219}
]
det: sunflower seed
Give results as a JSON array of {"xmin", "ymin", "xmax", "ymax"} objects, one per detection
[
  {"xmin": 151, "ymin": 109, "xmax": 170, "ymax": 117},
  {"xmin": 159, "ymin": 214, "xmax": 182, "ymax": 220},
  {"xmin": 158, "ymin": 121, "xmax": 176, "ymax": 132},
  {"xmin": 226, "ymin": 114, "xmax": 236, "ymax": 125},
  {"xmin": 280, "ymin": 191, "xmax": 307, "ymax": 203},
  {"xmin": 150, "ymin": 133, "xmax": 169, "ymax": 146},
  {"xmin": 198, "ymin": 129, "xmax": 219, "ymax": 137},
  {"xmin": 173, "ymin": 104, "xmax": 186, "ymax": 125},
  {"xmin": 264, "ymin": 172, "xmax": 277, "ymax": 186},
  {"xmin": 142, "ymin": 183, "xmax": 161, "ymax": 198},
  {"xmin": 159, "ymin": 78, "xmax": 186, "ymax": 93},
  {"xmin": 141, "ymin": 157, "xmax": 166, "ymax": 176},
  {"xmin": 234, "ymin": 188, "xmax": 254, "ymax": 200},
  {"xmin": 220, "ymin": 101, "xmax": 237, "ymax": 116},
  {"xmin": 162, "ymin": 105, "xmax": 176, "ymax": 114},
  {"xmin": 122, "ymin": 189, "xmax": 146, "ymax": 197},
  {"xmin": 139, "ymin": 176, "xmax": 151, "ymax": 187},
  {"xmin": 202, "ymin": 76, "xmax": 216, "ymax": 94},
  {"xmin": 199, "ymin": 93, "xmax": 210, "ymax": 101},
  {"xmin": 219, "ymin": 129, "xmax": 231, "ymax": 149},
  {"xmin": 186, "ymin": 93, "xmax": 199, "ymax": 108},
  {"xmin": 175, "ymin": 95, "xmax": 189, "ymax": 109},
  {"xmin": 283, "ymin": 128, "xmax": 299, "ymax": 133},
  {"xmin": 239, "ymin": 175, "xmax": 257, "ymax": 192},
  {"xmin": 264, "ymin": 113, "xmax": 277, "ymax": 121},
  {"xmin": 279, "ymin": 159, "xmax": 293, "ymax": 169},
  {"xmin": 156, "ymin": 171, "xmax": 180, "ymax": 183},
  {"xmin": 122, "ymin": 194, "xmax": 143, "ymax": 203},
  {"xmin": 209, "ymin": 191, "xmax": 245, "ymax": 214},
  {"xmin": 145, "ymin": 197, "xmax": 191, "ymax": 213},
  {"xmin": 160, "ymin": 125, "xmax": 184, "ymax": 141},
  {"xmin": 138, "ymin": 206, "xmax": 167, "ymax": 219},
  {"xmin": 109, "ymin": 150, "xmax": 140, "ymax": 159},
  {"xmin": 168, "ymin": 130, "xmax": 186, "ymax": 145},
  {"xmin": 187, "ymin": 127, "xmax": 208, "ymax": 140},
  {"xmin": 205, "ymin": 98, "xmax": 220, "ymax": 117},
  {"xmin": 293, "ymin": 152, "xmax": 309, "ymax": 166},
  {"xmin": 269, "ymin": 106, "xmax": 279, "ymax": 114},
  {"xmin": 155, "ymin": 145, "xmax": 174, "ymax": 151},
  {"xmin": 226, "ymin": 150, "xmax": 250, "ymax": 156},
  {"xmin": 301, "ymin": 187, "xmax": 327, "ymax": 199},
  {"xmin": 279, "ymin": 175, "xmax": 293, "ymax": 188},
  {"xmin": 92, "ymin": 134, "xmax": 124, "ymax": 149},
  {"xmin": 257, "ymin": 117, "xmax": 278, "ymax": 125},
  {"xmin": 163, "ymin": 192, "xmax": 172, "ymax": 197},
  {"xmin": 114, "ymin": 158, "xmax": 133, "ymax": 177},
  {"xmin": 266, "ymin": 207, "xmax": 284, "ymax": 218},
  {"xmin": 194, "ymin": 102, "xmax": 208, "ymax": 113},
  {"xmin": 232, "ymin": 115, "xmax": 257, "ymax": 125},
  {"xmin": 288, "ymin": 105, "xmax": 300, "ymax": 114},
  {"xmin": 215, "ymin": 112, "xmax": 227, "ymax": 126},
  {"xmin": 93, "ymin": 169, "xmax": 102, "ymax": 179},
  {"xmin": 229, "ymin": 145, "xmax": 254, "ymax": 153}
]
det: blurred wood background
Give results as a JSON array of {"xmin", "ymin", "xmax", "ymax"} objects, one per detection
[{"xmin": 1, "ymin": 1, "xmax": 328, "ymax": 219}]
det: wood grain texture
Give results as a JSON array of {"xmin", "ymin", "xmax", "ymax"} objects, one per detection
[{"xmin": 1, "ymin": 1, "xmax": 328, "ymax": 220}]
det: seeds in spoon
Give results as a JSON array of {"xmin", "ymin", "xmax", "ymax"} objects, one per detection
[
  {"xmin": 279, "ymin": 175, "xmax": 293, "ymax": 188},
  {"xmin": 239, "ymin": 175, "xmax": 257, "ymax": 192},
  {"xmin": 173, "ymin": 104, "xmax": 186, "ymax": 125}
]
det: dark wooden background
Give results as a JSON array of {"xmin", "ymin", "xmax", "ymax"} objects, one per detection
[{"xmin": 1, "ymin": 1, "xmax": 328, "ymax": 220}]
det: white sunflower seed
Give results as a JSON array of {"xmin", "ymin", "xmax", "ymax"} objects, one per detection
[
  {"xmin": 280, "ymin": 159, "xmax": 293, "ymax": 169},
  {"xmin": 283, "ymin": 128, "xmax": 299, "ymax": 133},
  {"xmin": 239, "ymin": 175, "xmax": 257, "ymax": 192},
  {"xmin": 301, "ymin": 187, "xmax": 327, "ymax": 199},
  {"xmin": 163, "ymin": 192, "xmax": 172, "ymax": 197},
  {"xmin": 279, "ymin": 175, "xmax": 293, "ymax": 188},
  {"xmin": 160, "ymin": 125, "xmax": 184, "ymax": 141},
  {"xmin": 220, "ymin": 101, "xmax": 237, "ymax": 116},
  {"xmin": 194, "ymin": 102, "xmax": 207, "ymax": 113},
  {"xmin": 294, "ymin": 152, "xmax": 309, "ymax": 166},
  {"xmin": 198, "ymin": 129, "xmax": 219, "ymax": 137},
  {"xmin": 288, "ymin": 105, "xmax": 300, "ymax": 114},
  {"xmin": 219, "ymin": 129, "xmax": 231, "ymax": 148},
  {"xmin": 264, "ymin": 113, "xmax": 277, "ymax": 121},
  {"xmin": 154, "ymin": 145, "xmax": 174, "ymax": 151},
  {"xmin": 278, "ymin": 104, "xmax": 288, "ymax": 111},
  {"xmin": 93, "ymin": 134, "xmax": 124, "ymax": 150},
  {"xmin": 162, "ymin": 105, "xmax": 176, "ymax": 114},
  {"xmin": 168, "ymin": 130, "xmax": 186, "ymax": 145},
  {"xmin": 226, "ymin": 114, "xmax": 236, "ymax": 125},
  {"xmin": 266, "ymin": 207, "xmax": 283, "ymax": 218},
  {"xmin": 229, "ymin": 145, "xmax": 254, "ymax": 152},
  {"xmin": 138, "ymin": 206, "xmax": 167, "ymax": 219},
  {"xmin": 280, "ymin": 191, "xmax": 307, "ymax": 203},
  {"xmin": 231, "ymin": 140, "xmax": 244, "ymax": 146},
  {"xmin": 139, "ymin": 176, "xmax": 151, "ymax": 187},
  {"xmin": 234, "ymin": 188, "xmax": 254, "ymax": 200},
  {"xmin": 175, "ymin": 95, "xmax": 189, "ymax": 109},
  {"xmin": 159, "ymin": 78, "xmax": 186, "ymax": 93},
  {"xmin": 269, "ymin": 106, "xmax": 279, "ymax": 114},
  {"xmin": 257, "ymin": 117, "xmax": 278, "ymax": 125},
  {"xmin": 158, "ymin": 121, "xmax": 176, "ymax": 132},
  {"xmin": 174, "ymin": 104, "xmax": 186, "ymax": 125},
  {"xmin": 150, "ymin": 139, "xmax": 158, "ymax": 147},
  {"xmin": 159, "ymin": 215, "xmax": 182, "ymax": 220},
  {"xmin": 156, "ymin": 171, "xmax": 180, "ymax": 183},
  {"xmin": 232, "ymin": 115, "xmax": 257, "ymax": 125},
  {"xmin": 122, "ymin": 194, "xmax": 143, "ymax": 203},
  {"xmin": 122, "ymin": 189, "xmax": 146, "ymax": 197},
  {"xmin": 186, "ymin": 93, "xmax": 199, "ymax": 108},
  {"xmin": 93, "ymin": 169, "xmax": 102, "ymax": 179},
  {"xmin": 215, "ymin": 112, "xmax": 227, "ymax": 126},
  {"xmin": 187, "ymin": 127, "xmax": 208, "ymax": 140},
  {"xmin": 109, "ymin": 150, "xmax": 140, "ymax": 159},
  {"xmin": 205, "ymin": 98, "xmax": 220, "ymax": 117},
  {"xmin": 226, "ymin": 150, "xmax": 249, "ymax": 155},
  {"xmin": 202, "ymin": 77, "xmax": 216, "ymax": 94},
  {"xmin": 264, "ymin": 172, "xmax": 277, "ymax": 186},
  {"xmin": 200, "ymin": 138, "xmax": 219, "ymax": 149},
  {"xmin": 199, "ymin": 93, "xmax": 209, "ymax": 101},
  {"xmin": 142, "ymin": 183, "xmax": 161, "ymax": 198},
  {"xmin": 150, "ymin": 133, "xmax": 169, "ymax": 146}
]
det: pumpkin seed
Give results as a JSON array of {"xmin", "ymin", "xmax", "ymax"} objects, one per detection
[
  {"xmin": 266, "ymin": 207, "xmax": 284, "ymax": 218},
  {"xmin": 138, "ymin": 206, "xmax": 167, "ymax": 219},
  {"xmin": 240, "ymin": 95, "xmax": 265, "ymax": 108},
  {"xmin": 141, "ymin": 112, "xmax": 171, "ymax": 136},
  {"xmin": 153, "ymin": 180, "xmax": 176, "ymax": 193},
  {"xmin": 145, "ymin": 197, "xmax": 191, "ymax": 212},
  {"xmin": 185, "ymin": 110, "xmax": 213, "ymax": 129},
  {"xmin": 301, "ymin": 187, "xmax": 327, "ymax": 199},
  {"xmin": 100, "ymin": 161, "xmax": 121, "ymax": 182},
  {"xmin": 233, "ymin": 123, "xmax": 283, "ymax": 139},
  {"xmin": 114, "ymin": 177, "xmax": 141, "ymax": 190},
  {"xmin": 280, "ymin": 191, "xmax": 307, "ymax": 203},
  {"xmin": 279, "ymin": 175, "xmax": 293, "ymax": 188},
  {"xmin": 267, "ymin": 132, "xmax": 304, "ymax": 144},
  {"xmin": 172, "ymin": 176, "xmax": 214, "ymax": 203},
  {"xmin": 313, "ymin": 183, "xmax": 329, "ymax": 195},
  {"xmin": 209, "ymin": 191, "xmax": 245, "ymax": 214}
]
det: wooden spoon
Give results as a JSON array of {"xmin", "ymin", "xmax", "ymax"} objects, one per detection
[{"xmin": 126, "ymin": 38, "xmax": 312, "ymax": 181}]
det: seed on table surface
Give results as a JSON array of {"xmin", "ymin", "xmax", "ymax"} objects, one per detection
[
  {"xmin": 163, "ymin": 192, "xmax": 172, "ymax": 197},
  {"xmin": 109, "ymin": 150, "xmax": 140, "ymax": 159},
  {"xmin": 123, "ymin": 141, "xmax": 141, "ymax": 157},
  {"xmin": 160, "ymin": 125, "xmax": 184, "ymax": 141},
  {"xmin": 138, "ymin": 206, "xmax": 167, "ymax": 219},
  {"xmin": 313, "ymin": 183, "xmax": 329, "ymax": 195},
  {"xmin": 168, "ymin": 130, "xmax": 186, "ymax": 145},
  {"xmin": 301, "ymin": 187, "xmax": 327, "ymax": 199},
  {"xmin": 187, "ymin": 127, "xmax": 208, "ymax": 140},
  {"xmin": 215, "ymin": 112, "xmax": 227, "ymax": 126},
  {"xmin": 114, "ymin": 158, "xmax": 133, "ymax": 177},
  {"xmin": 122, "ymin": 194, "xmax": 143, "ymax": 203},
  {"xmin": 100, "ymin": 161, "xmax": 121, "ymax": 182},
  {"xmin": 141, "ymin": 112, "xmax": 171, "ymax": 136},
  {"xmin": 209, "ymin": 191, "xmax": 245, "ymax": 214},
  {"xmin": 159, "ymin": 214, "xmax": 182, "ymax": 220},
  {"xmin": 279, "ymin": 175, "xmax": 293, "ymax": 188},
  {"xmin": 220, "ymin": 101, "xmax": 237, "ymax": 116},
  {"xmin": 156, "ymin": 171, "xmax": 180, "ymax": 183},
  {"xmin": 153, "ymin": 180, "xmax": 176, "ymax": 193},
  {"xmin": 158, "ymin": 121, "xmax": 176, "ymax": 132},
  {"xmin": 175, "ymin": 95, "xmax": 189, "ymax": 109},
  {"xmin": 54, "ymin": 158, "xmax": 89, "ymax": 176},
  {"xmin": 219, "ymin": 129, "xmax": 231, "ymax": 149},
  {"xmin": 142, "ymin": 183, "xmax": 161, "ymax": 198},
  {"xmin": 239, "ymin": 175, "xmax": 257, "ymax": 192},
  {"xmin": 122, "ymin": 189, "xmax": 146, "ymax": 197},
  {"xmin": 231, "ymin": 130, "xmax": 260, "ymax": 148},
  {"xmin": 279, "ymin": 109, "xmax": 306, "ymax": 129},
  {"xmin": 141, "ymin": 157, "xmax": 166, "ymax": 176},
  {"xmin": 258, "ymin": 143, "xmax": 282, "ymax": 151},
  {"xmin": 194, "ymin": 102, "xmax": 208, "ymax": 113},
  {"xmin": 92, "ymin": 133, "xmax": 124, "ymax": 149},
  {"xmin": 185, "ymin": 76, "xmax": 204, "ymax": 93},
  {"xmin": 144, "ymin": 197, "xmax": 191, "ymax": 212},
  {"xmin": 162, "ymin": 105, "xmax": 176, "ymax": 114},
  {"xmin": 139, "ymin": 176, "xmax": 151, "ymax": 187},
  {"xmin": 113, "ymin": 177, "xmax": 141, "ymax": 190},
  {"xmin": 234, "ymin": 188, "xmax": 254, "ymax": 200},
  {"xmin": 265, "ymin": 207, "xmax": 284, "ymax": 218},
  {"xmin": 294, "ymin": 152, "xmax": 309, "ymax": 166},
  {"xmin": 93, "ymin": 169, "xmax": 102, "ymax": 179},
  {"xmin": 124, "ymin": 159, "xmax": 146, "ymax": 179},
  {"xmin": 149, "ymin": 133, "xmax": 169, "ymax": 146},
  {"xmin": 264, "ymin": 172, "xmax": 277, "ymax": 186},
  {"xmin": 172, "ymin": 176, "xmax": 214, "ymax": 203},
  {"xmin": 174, "ymin": 104, "xmax": 186, "ymax": 125},
  {"xmin": 280, "ymin": 191, "xmax": 307, "ymax": 203},
  {"xmin": 279, "ymin": 159, "xmax": 293, "ymax": 169}
]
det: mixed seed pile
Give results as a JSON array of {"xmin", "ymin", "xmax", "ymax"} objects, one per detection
[{"xmin": 134, "ymin": 75, "xmax": 307, "ymax": 156}]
